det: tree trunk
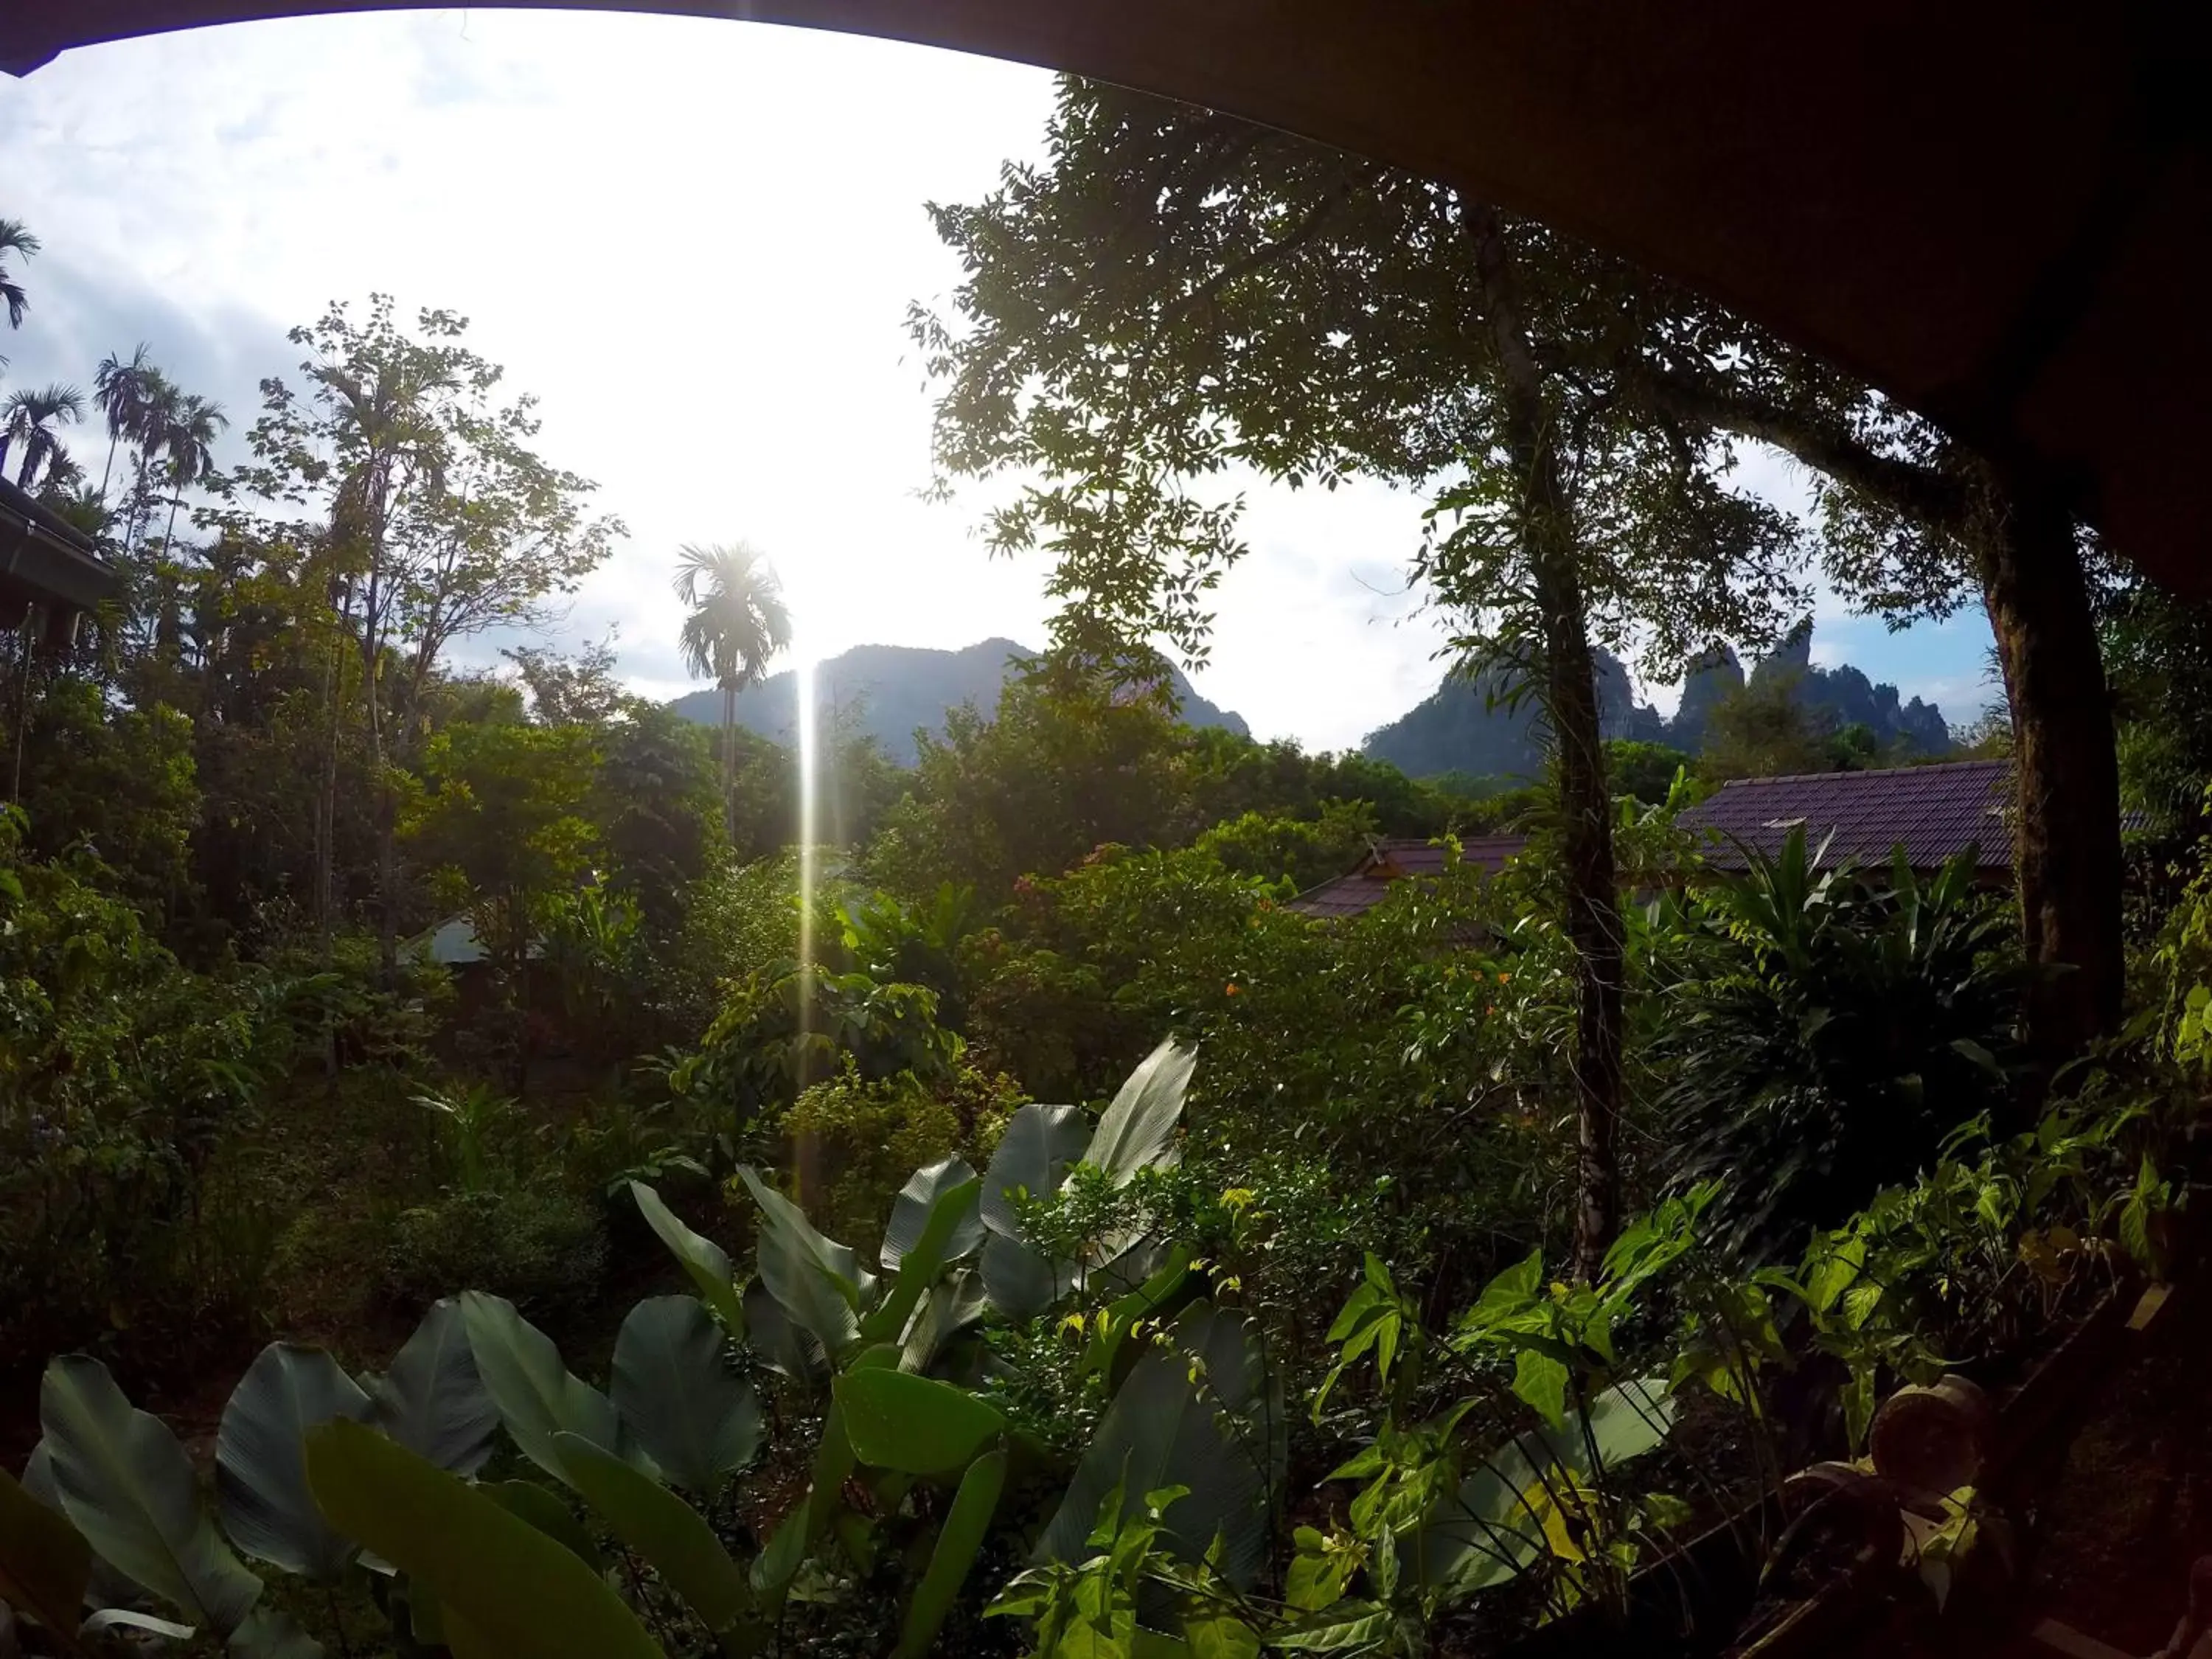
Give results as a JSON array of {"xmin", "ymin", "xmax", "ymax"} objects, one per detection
[
  {"xmin": 1973, "ymin": 468, "xmax": 2124, "ymax": 1074},
  {"xmin": 1467, "ymin": 199, "xmax": 1627, "ymax": 1276},
  {"xmin": 721, "ymin": 682, "xmax": 739, "ymax": 845}
]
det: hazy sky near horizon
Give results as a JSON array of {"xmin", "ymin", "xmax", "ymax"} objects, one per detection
[{"xmin": 0, "ymin": 9, "xmax": 2000, "ymax": 748}]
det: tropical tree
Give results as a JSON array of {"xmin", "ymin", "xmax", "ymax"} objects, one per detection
[
  {"xmin": 0, "ymin": 383, "xmax": 85, "ymax": 490},
  {"xmin": 673, "ymin": 539, "xmax": 793, "ymax": 842},
  {"xmin": 91, "ymin": 341, "xmax": 158, "ymax": 501},
  {"xmin": 157, "ymin": 392, "xmax": 228, "ymax": 549},
  {"xmin": 912, "ymin": 79, "xmax": 1806, "ymax": 1273},
  {"xmin": 0, "ymin": 217, "xmax": 36, "ymax": 351}
]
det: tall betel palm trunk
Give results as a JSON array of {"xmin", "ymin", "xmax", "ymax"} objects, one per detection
[{"xmin": 673, "ymin": 542, "xmax": 794, "ymax": 850}]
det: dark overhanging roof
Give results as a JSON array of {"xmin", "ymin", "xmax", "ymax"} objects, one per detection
[
  {"xmin": 8, "ymin": 4, "xmax": 2208, "ymax": 594},
  {"xmin": 1677, "ymin": 759, "xmax": 2016, "ymax": 874},
  {"xmin": 0, "ymin": 475, "xmax": 119, "ymax": 614}
]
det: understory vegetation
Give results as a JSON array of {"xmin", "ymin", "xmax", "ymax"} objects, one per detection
[{"xmin": 3, "ymin": 75, "xmax": 2211, "ymax": 1659}]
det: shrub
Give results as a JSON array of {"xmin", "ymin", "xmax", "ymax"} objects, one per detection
[
  {"xmin": 1656, "ymin": 830, "xmax": 2027, "ymax": 1262},
  {"xmin": 383, "ymin": 1184, "xmax": 607, "ymax": 1324}
]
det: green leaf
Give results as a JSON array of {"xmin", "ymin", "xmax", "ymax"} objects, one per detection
[
  {"xmin": 1553, "ymin": 1376, "xmax": 1676, "ymax": 1475},
  {"xmin": 1086, "ymin": 1039, "xmax": 1195, "ymax": 1184},
  {"xmin": 611, "ymin": 1296, "xmax": 761, "ymax": 1496},
  {"xmin": 228, "ymin": 1605, "xmax": 327, "ymax": 1658},
  {"xmin": 630, "ymin": 1182, "xmax": 746, "ymax": 1337},
  {"xmin": 835, "ymin": 1368, "xmax": 1006, "ymax": 1475},
  {"xmin": 459, "ymin": 1292, "xmax": 626, "ymax": 1486},
  {"xmin": 1183, "ymin": 1608, "xmax": 1262, "ymax": 1658},
  {"xmin": 978, "ymin": 1102, "xmax": 1089, "ymax": 1239},
  {"xmin": 367, "ymin": 1299, "xmax": 499, "ymax": 1476},
  {"xmin": 82, "ymin": 1607, "xmax": 198, "ymax": 1640},
  {"xmin": 484, "ymin": 1484, "xmax": 603, "ymax": 1572},
  {"xmin": 891, "ymin": 1447, "xmax": 1007, "ymax": 1659},
  {"xmin": 1040, "ymin": 1305, "xmax": 1278, "ymax": 1589},
  {"xmin": 303, "ymin": 1420, "xmax": 658, "ymax": 1659},
  {"xmin": 553, "ymin": 1433, "xmax": 758, "ymax": 1647},
  {"xmin": 1510, "ymin": 1351, "xmax": 1569, "ymax": 1431},
  {"xmin": 880, "ymin": 1158, "xmax": 985, "ymax": 1272},
  {"xmin": 1269, "ymin": 1601, "xmax": 1399, "ymax": 1651},
  {"xmin": 751, "ymin": 1400, "xmax": 856, "ymax": 1601},
  {"xmin": 39, "ymin": 1355, "xmax": 263, "ymax": 1634},
  {"xmin": 979, "ymin": 1231, "xmax": 1071, "ymax": 1321},
  {"xmin": 863, "ymin": 1168, "xmax": 984, "ymax": 1345},
  {"xmin": 0, "ymin": 1460, "xmax": 91, "ymax": 1646},
  {"xmin": 217, "ymin": 1343, "xmax": 373, "ymax": 1581},
  {"xmin": 737, "ymin": 1167, "xmax": 875, "ymax": 1360}
]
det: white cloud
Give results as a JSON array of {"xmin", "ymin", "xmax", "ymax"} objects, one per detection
[{"xmin": 0, "ymin": 11, "xmax": 1994, "ymax": 748}]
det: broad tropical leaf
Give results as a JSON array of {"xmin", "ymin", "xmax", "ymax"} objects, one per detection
[
  {"xmin": 1086, "ymin": 1039, "xmax": 1194, "ymax": 1185},
  {"xmin": 835, "ymin": 1369, "xmax": 1005, "ymax": 1475},
  {"xmin": 1040, "ymin": 1305, "xmax": 1279, "ymax": 1588},
  {"xmin": 630, "ymin": 1182, "xmax": 746, "ymax": 1335},
  {"xmin": 484, "ymin": 1484, "xmax": 603, "ymax": 1572},
  {"xmin": 893, "ymin": 1447, "xmax": 1007, "ymax": 1659},
  {"xmin": 367, "ymin": 1299, "xmax": 499, "ymax": 1476},
  {"xmin": 552, "ymin": 1433, "xmax": 758, "ymax": 1644},
  {"xmin": 218, "ymin": 1344, "xmax": 372, "ymax": 1582},
  {"xmin": 978, "ymin": 1102, "xmax": 1088, "ymax": 1239},
  {"xmin": 302, "ymin": 1421, "xmax": 658, "ymax": 1659},
  {"xmin": 611, "ymin": 1296, "xmax": 761, "ymax": 1495},
  {"xmin": 38, "ymin": 1355, "xmax": 263, "ymax": 1633},
  {"xmin": 459, "ymin": 1293, "xmax": 626, "ymax": 1486},
  {"xmin": 0, "ymin": 1460, "xmax": 91, "ymax": 1645},
  {"xmin": 863, "ymin": 1166, "xmax": 983, "ymax": 1344},
  {"xmin": 880, "ymin": 1158, "xmax": 984, "ymax": 1273},
  {"xmin": 737, "ymin": 1167, "xmax": 875, "ymax": 1360},
  {"xmin": 979, "ymin": 1232, "xmax": 1071, "ymax": 1321}
]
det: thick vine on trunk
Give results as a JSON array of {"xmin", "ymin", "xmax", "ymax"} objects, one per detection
[
  {"xmin": 1467, "ymin": 200, "xmax": 1627, "ymax": 1276},
  {"xmin": 1973, "ymin": 469, "xmax": 2124, "ymax": 1073}
]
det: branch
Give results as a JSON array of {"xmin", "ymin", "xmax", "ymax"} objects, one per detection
[{"xmin": 1627, "ymin": 367, "xmax": 1971, "ymax": 530}]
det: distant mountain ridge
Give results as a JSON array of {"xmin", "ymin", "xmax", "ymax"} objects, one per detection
[
  {"xmin": 1361, "ymin": 622, "xmax": 1951, "ymax": 779},
  {"xmin": 667, "ymin": 638, "xmax": 1250, "ymax": 764}
]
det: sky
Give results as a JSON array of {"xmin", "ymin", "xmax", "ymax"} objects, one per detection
[{"xmin": 0, "ymin": 9, "xmax": 2000, "ymax": 750}]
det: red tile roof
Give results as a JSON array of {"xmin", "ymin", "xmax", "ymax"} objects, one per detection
[
  {"xmin": 1287, "ymin": 835, "xmax": 1528, "ymax": 920},
  {"xmin": 1675, "ymin": 760, "xmax": 2013, "ymax": 874}
]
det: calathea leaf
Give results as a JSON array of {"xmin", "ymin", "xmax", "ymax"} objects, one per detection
[{"xmin": 217, "ymin": 1343, "xmax": 373, "ymax": 1581}]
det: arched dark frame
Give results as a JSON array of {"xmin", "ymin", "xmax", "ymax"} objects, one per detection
[{"xmin": 7, "ymin": 2, "xmax": 2208, "ymax": 588}]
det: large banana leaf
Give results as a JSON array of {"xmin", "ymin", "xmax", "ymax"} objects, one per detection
[
  {"xmin": 630, "ymin": 1182, "xmax": 746, "ymax": 1336},
  {"xmin": 552, "ymin": 1433, "xmax": 759, "ymax": 1649},
  {"xmin": 898, "ymin": 1268, "xmax": 991, "ymax": 1375},
  {"xmin": 979, "ymin": 1231, "xmax": 1073, "ymax": 1321},
  {"xmin": 892, "ymin": 1447, "xmax": 1006, "ymax": 1659},
  {"xmin": 978, "ymin": 1103, "xmax": 1088, "ymax": 1239},
  {"xmin": 737, "ymin": 1167, "xmax": 877, "ymax": 1361},
  {"xmin": 833, "ymin": 1369, "xmax": 1005, "ymax": 1476},
  {"xmin": 744, "ymin": 1280, "xmax": 828, "ymax": 1385},
  {"xmin": 217, "ymin": 1343, "xmax": 373, "ymax": 1582},
  {"xmin": 862, "ymin": 1167, "xmax": 983, "ymax": 1344},
  {"xmin": 366, "ymin": 1299, "xmax": 499, "ymax": 1476},
  {"xmin": 38, "ymin": 1355, "xmax": 264, "ymax": 1634},
  {"xmin": 879, "ymin": 1158, "xmax": 984, "ymax": 1272},
  {"xmin": 0, "ymin": 1460, "xmax": 90, "ymax": 1646},
  {"xmin": 483, "ymin": 1484, "xmax": 604, "ymax": 1572},
  {"xmin": 1085, "ymin": 1040, "xmax": 1195, "ymax": 1185},
  {"xmin": 611, "ymin": 1296, "xmax": 762, "ymax": 1496},
  {"xmin": 1038, "ymin": 1305, "xmax": 1279, "ymax": 1589},
  {"xmin": 459, "ymin": 1293, "xmax": 626, "ymax": 1486},
  {"xmin": 21, "ymin": 1443, "xmax": 142, "ymax": 1611},
  {"xmin": 302, "ymin": 1421, "xmax": 658, "ymax": 1659}
]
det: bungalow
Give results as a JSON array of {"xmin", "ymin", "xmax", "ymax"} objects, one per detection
[
  {"xmin": 1675, "ymin": 759, "xmax": 2014, "ymax": 880},
  {"xmin": 0, "ymin": 475, "xmax": 119, "ymax": 647},
  {"xmin": 1287, "ymin": 835, "xmax": 1528, "ymax": 921}
]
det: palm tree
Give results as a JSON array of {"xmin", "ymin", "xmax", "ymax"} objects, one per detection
[
  {"xmin": 122, "ymin": 371, "xmax": 178, "ymax": 553},
  {"xmin": 0, "ymin": 219, "xmax": 38, "ymax": 362},
  {"xmin": 0, "ymin": 383, "xmax": 85, "ymax": 490},
  {"xmin": 157, "ymin": 393, "xmax": 227, "ymax": 550},
  {"xmin": 674, "ymin": 540, "xmax": 794, "ymax": 841},
  {"xmin": 92, "ymin": 344, "xmax": 158, "ymax": 501}
]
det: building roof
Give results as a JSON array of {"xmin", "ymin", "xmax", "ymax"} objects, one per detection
[
  {"xmin": 1288, "ymin": 835, "xmax": 1527, "ymax": 922},
  {"xmin": 0, "ymin": 475, "xmax": 119, "ymax": 619},
  {"xmin": 10, "ymin": 7, "xmax": 2207, "ymax": 602},
  {"xmin": 1677, "ymin": 760, "xmax": 2013, "ymax": 874}
]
